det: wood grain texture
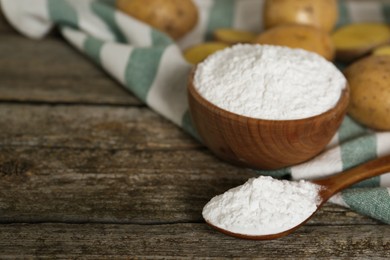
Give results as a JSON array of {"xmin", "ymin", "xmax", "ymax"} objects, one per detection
[
  {"xmin": 0, "ymin": 104, "xmax": 199, "ymax": 150},
  {"xmin": 315, "ymin": 155, "xmax": 390, "ymax": 199},
  {"xmin": 0, "ymin": 104, "xmax": 379, "ymax": 225},
  {"xmin": 0, "ymin": 146, "xmax": 251, "ymax": 223},
  {"xmin": 0, "ymin": 35, "xmax": 141, "ymax": 105},
  {"xmin": 0, "ymin": 145, "xmax": 379, "ymax": 225},
  {"xmin": 0, "ymin": 223, "xmax": 389, "ymax": 258}
]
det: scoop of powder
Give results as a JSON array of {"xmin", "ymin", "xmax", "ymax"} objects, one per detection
[
  {"xmin": 202, "ymin": 176, "xmax": 321, "ymax": 236},
  {"xmin": 194, "ymin": 44, "xmax": 346, "ymax": 120}
]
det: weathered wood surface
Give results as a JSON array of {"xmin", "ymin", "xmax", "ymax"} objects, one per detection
[
  {"xmin": 0, "ymin": 104, "xmax": 198, "ymax": 150},
  {"xmin": 0, "ymin": 11, "xmax": 388, "ymax": 258},
  {"xmin": 0, "ymin": 104, "xmax": 379, "ymax": 226},
  {"xmin": 0, "ymin": 142, "xmax": 379, "ymax": 226},
  {"xmin": 1, "ymin": 223, "xmax": 389, "ymax": 258},
  {"xmin": 0, "ymin": 35, "xmax": 141, "ymax": 105}
]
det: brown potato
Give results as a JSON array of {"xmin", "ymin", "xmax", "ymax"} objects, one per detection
[
  {"xmin": 263, "ymin": 0, "xmax": 338, "ymax": 32},
  {"xmin": 116, "ymin": 0, "xmax": 198, "ymax": 40},
  {"xmin": 213, "ymin": 29, "xmax": 257, "ymax": 45},
  {"xmin": 183, "ymin": 42, "xmax": 229, "ymax": 64},
  {"xmin": 345, "ymin": 56, "xmax": 390, "ymax": 130},
  {"xmin": 254, "ymin": 24, "xmax": 335, "ymax": 60},
  {"xmin": 332, "ymin": 23, "xmax": 390, "ymax": 62}
]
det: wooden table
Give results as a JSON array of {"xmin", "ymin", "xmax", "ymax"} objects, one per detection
[{"xmin": 0, "ymin": 12, "xmax": 389, "ymax": 259}]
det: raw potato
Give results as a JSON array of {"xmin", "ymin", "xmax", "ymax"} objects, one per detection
[
  {"xmin": 116, "ymin": 0, "xmax": 198, "ymax": 40},
  {"xmin": 332, "ymin": 23, "xmax": 390, "ymax": 62},
  {"xmin": 213, "ymin": 29, "xmax": 257, "ymax": 45},
  {"xmin": 373, "ymin": 45, "xmax": 390, "ymax": 56},
  {"xmin": 254, "ymin": 25, "xmax": 335, "ymax": 60},
  {"xmin": 345, "ymin": 56, "xmax": 390, "ymax": 130},
  {"xmin": 184, "ymin": 42, "xmax": 229, "ymax": 64},
  {"xmin": 263, "ymin": 0, "xmax": 338, "ymax": 32}
]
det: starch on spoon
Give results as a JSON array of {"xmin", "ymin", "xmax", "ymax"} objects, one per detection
[{"xmin": 202, "ymin": 176, "xmax": 322, "ymax": 236}]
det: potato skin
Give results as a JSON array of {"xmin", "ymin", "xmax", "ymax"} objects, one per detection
[
  {"xmin": 373, "ymin": 45, "xmax": 390, "ymax": 56},
  {"xmin": 213, "ymin": 29, "xmax": 257, "ymax": 45},
  {"xmin": 116, "ymin": 0, "xmax": 198, "ymax": 40},
  {"xmin": 332, "ymin": 23, "xmax": 390, "ymax": 63},
  {"xmin": 263, "ymin": 0, "xmax": 338, "ymax": 32},
  {"xmin": 345, "ymin": 56, "xmax": 390, "ymax": 130},
  {"xmin": 184, "ymin": 42, "xmax": 229, "ymax": 64},
  {"xmin": 254, "ymin": 24, "xmax": 335, "ymax": 61}
]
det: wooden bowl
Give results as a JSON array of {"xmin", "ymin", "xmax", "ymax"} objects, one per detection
[{"xmin": 188, "ymin": 68, "xmax": 350, "ymax": 170}]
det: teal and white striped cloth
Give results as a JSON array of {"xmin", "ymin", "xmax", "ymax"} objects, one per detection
[{"xmin": 2, "ymin": 0, "xmax": 390, "ymax": 223}]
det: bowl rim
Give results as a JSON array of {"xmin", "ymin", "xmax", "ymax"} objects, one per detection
[{"xmin": 188, "ymin": 66, "xmax": 350, "ymax": 125}]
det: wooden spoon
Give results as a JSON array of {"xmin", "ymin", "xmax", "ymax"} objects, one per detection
[{"xmin": 206, "ymin": 155, "xmax": 390, "ymax": 240}]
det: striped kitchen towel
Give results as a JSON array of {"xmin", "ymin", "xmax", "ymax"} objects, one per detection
[{"xmin": 1, "ymin": 0, "xmax": 390, "ymax": 224}]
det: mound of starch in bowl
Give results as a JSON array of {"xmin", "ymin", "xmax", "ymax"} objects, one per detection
[
  {"xmin": 202, "ymin": 176, "xmax": 321, "ymax": 236},
  {"xmin": 194, "ymin": 44, "xmax": 346, "ymax": 120}
]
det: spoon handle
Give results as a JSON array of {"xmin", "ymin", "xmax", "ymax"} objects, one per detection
[{"xmin": 313, "ymin": 155, "xmax": 390, "ymax": 199}]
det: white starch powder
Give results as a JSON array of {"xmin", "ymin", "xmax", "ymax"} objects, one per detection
[
  {"xmin": 202, "ymin": 176, "xmax": 321, "ymax": 236},
  {"xmin": 194, "ymin": 44, "xmax": 346, "ymax": 120}
]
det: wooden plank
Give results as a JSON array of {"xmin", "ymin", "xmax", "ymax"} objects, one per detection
[
  {"xmin": 0, "ymin": 35, "xmax": 141, "ymax": 105},
  {"xmin": 0, "ymin": 146, "xmax": 260, "ymax": 223},
  {"xmin": 0, "ymin": 146, "xmax": 378, "ymax": 225},
  {"xmin": 0, "ymin": 104, "xmax": 198, "ymax": 149},
  {"xmin": 0, "ymin": 104, "xmax": 379, "ymax": 224},
  {"xmin": 0, "ymin": 223, "xmax": 389, "ymax": 258}
]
